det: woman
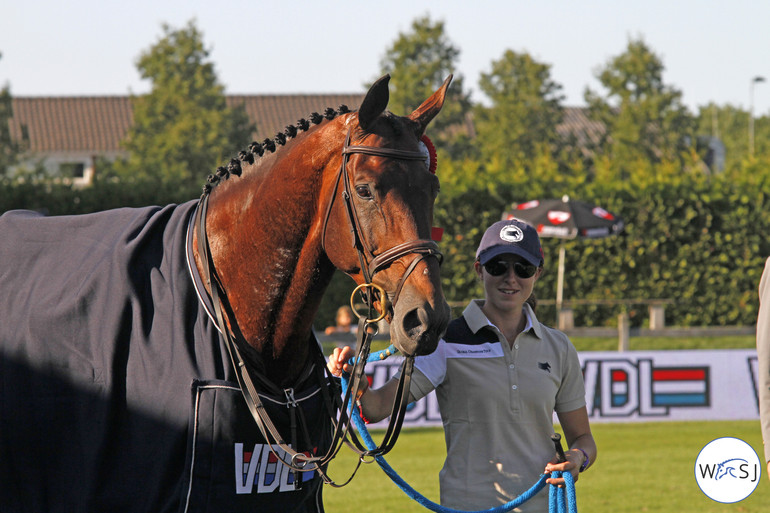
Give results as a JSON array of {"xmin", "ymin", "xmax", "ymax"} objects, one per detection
[
  {"xmin": 324, "ymin": 305, "xmax": 357, "ymax": 335},
  {"xmin": 328, "ymin": 219, "xmax": 596, "ymax": 512}
]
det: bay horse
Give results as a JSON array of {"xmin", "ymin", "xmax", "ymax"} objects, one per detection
[{"xmin": 0, "ymin": 75, "xmax": 452, "ymax": 513}]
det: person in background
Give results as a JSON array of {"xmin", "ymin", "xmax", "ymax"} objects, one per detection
[
  {"xmin": 325, "ymin": 305, "xmax": 357, "ymax": 335},
  {"xmin": 756, "ymin": 257, "xmax": 770, "ymax": 481},
  {"xmin": 328, "ymin": 218, "xmax": 596, "ymax": 512}
]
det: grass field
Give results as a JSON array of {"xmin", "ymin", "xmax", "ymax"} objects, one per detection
[
  {"xmin": 323, "ymin": 421, "xmax": 768, "ymax": 512},
  {"xmin": 569, "ymin": 334, "xmax": 756, "ymax": 352},
  {"xmin": 321, "ymin": 335, "xmax": 765, "ymax": 512},
  {"xmin": 321, "ymin": 334, "xmax": 757, "ymax": 358}
]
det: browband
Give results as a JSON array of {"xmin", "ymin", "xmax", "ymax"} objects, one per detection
[{"xmin": 342, "ymin": 144, "xmax": 428, "ymax": 161}]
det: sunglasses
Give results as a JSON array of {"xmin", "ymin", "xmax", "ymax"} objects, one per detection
[{"xmin": 483, "ymin": 258, "xmax": 538, "ymax": 279}]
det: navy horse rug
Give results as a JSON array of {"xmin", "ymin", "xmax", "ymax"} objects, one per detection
[{"xmin": 0, "ymin": 202, "xmax": 332, "ymax": 513}]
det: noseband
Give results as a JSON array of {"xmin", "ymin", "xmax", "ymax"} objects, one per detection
[{"xmin": 322, "ymin": 127, "xmax": 443, "ymax": 311}]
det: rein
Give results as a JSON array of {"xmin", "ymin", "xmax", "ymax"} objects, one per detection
[
  {"xmin": 192, "ymin": 124, "xmax": 444, "ymax": 486},
  {"xmin": 194, "ymin": 195, "xmax": 336, "ymax": 485}
]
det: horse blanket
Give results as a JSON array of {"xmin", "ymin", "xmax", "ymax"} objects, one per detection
[{"xmin": 0, "ymin": 201, "xmax": 331, "ymax": 513}]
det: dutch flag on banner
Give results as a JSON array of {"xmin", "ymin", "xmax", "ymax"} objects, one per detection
[{"xmin": 651, "ymin": 368, "xmax": 709, "ymax": 407}]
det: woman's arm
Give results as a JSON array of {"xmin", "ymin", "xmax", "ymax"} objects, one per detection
[
  {"xmin": 327, "ymin": 346, "xmax": 408, "ymax": 423},
  {"xmin": 546, "ymin": 406, "xmax": 597, "ymax": 485}
]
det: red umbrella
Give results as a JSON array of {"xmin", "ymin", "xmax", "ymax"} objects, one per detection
[{"xmin": 503, "ymin": 195, "xmax": 624, "ymax": 313}]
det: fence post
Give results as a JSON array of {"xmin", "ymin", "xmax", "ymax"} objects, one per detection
[
  {"xmin": 649, "ymin": 304, "xmax": 666, "ymax": 330},
  {"xmin": 558, "ymin": 308, "xmax": 574, "ymax": 331},
  {"xmin": 618, "ymin": 312, "xmax": 630, "ymax": 351}
]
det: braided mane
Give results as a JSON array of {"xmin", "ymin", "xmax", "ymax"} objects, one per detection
[{"xmin": 201, "ymin": 105, "xmax": 352, "ymax": 196}]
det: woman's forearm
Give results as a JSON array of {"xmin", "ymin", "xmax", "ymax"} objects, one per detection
[{"xmin": 358, "ymin": 378, "xmax": 403, "ymax": 423}]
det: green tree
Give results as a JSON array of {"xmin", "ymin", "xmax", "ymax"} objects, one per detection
[
  {"xmin": 115, "ymin": 21, "xmax": 253, "ymax": 192},
  {"xmin": 0, "ymin": 52, "xmax": 28, "ymax": 177},
  {"xmin": 585, "ymin": 38, "xmax": 695, "ymax": 173},
  {"xmin": 695, "ymin": 103, "xmax": 770, "ymax": 174},
  {"xmin": 475, "ymin": 49, "xmax": 565, "ymax": 172},
  {"xmin": 376, "ymin": 15, "xmax": 472, "ymax": 158}
]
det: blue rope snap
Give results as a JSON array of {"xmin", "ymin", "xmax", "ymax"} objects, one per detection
[{"xmin": 340, "ymin": 346, "xmax": 577, "ymax": 513}]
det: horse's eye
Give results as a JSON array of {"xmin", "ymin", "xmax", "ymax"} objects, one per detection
[{"xmin": 355, "ymin": 185, "xmax": 373, "ymax": 199}]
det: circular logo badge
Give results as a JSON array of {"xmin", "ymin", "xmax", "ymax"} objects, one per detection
[
  {"xmin": 500, "ymin": 225, "xmax": 524, "ymax": 243},
  {"xmin": 694, "ymin": 437, "xmax": 761, "ymax": 503}
]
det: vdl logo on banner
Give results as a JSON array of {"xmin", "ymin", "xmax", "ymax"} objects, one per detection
[{"xmin": 694, "ymin": 437, "xmax": 761, "ymax": 503}]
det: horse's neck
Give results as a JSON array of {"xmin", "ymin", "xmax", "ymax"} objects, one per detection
[{"xmin": 203, "ymin": 136, "xmax": 339, "ymax": 385}]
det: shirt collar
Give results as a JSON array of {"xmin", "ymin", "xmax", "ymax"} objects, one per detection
[{"xmin": 463, "ymin": 299, "xmax": 543, "ymax": 339}]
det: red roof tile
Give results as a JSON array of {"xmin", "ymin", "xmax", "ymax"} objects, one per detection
[
  {"xmin": 9, "ymin": 95, "xmax": 602, "ymax": 155},
  {"xmin": 9, "ymin": 94, "xmax": 366, "ymax": 155}
]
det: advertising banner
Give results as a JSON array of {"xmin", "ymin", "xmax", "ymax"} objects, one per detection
[
  {"xmin": 360, "ymin": 349, "xmax": 759, "ymax": 428},
  {"xmin": 579, "ymin": 349, "xmax": 758, "ymax": 422}
]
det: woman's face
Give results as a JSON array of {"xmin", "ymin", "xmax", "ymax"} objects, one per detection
[
  {"xmin": 337, "ymin": 309, "xmax": 353, "ymax": 327},
  {"xmin": 474, "ymin": 254, "xmax": 542, "ymax": 313}
]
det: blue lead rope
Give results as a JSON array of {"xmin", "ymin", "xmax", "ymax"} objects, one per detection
[{"xmin": 340, "ymin": 346, "xmax": 578, "ymax": 513}]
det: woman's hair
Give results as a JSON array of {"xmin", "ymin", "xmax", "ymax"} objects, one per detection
[
  {"xmin": 526, "ymin": 264, "xmax": 545, "ymax": 313},
  {"xmin": 525, "ymin": 292, "xmax": 538, "ymax": 313},
  {"xmin": 335, "ymin": 305, "xmax": 354, "ymax": 323}
]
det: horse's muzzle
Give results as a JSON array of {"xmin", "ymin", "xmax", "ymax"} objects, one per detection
[{"xmin": 389, "ymin": 287, "xmax": 450, "ymax": 357}]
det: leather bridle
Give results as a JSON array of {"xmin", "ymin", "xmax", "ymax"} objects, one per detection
[
  {"xmin": 322, "ymin": 127, "xmax": 443, "ymax": 310},
  {"xmin": 193, "ymin": 124, "xmax": 444, "ymax": 485}
]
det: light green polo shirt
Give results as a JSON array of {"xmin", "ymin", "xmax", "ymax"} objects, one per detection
[{"xmin": 408, "ymin": 300, "xmax": 586, "ymax": 512}]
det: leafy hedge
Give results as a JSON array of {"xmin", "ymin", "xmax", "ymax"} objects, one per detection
[
  {"xmin": 433, "ymin": 160, "xmax": 770, "ymax": 328},
  {"xmin": 4, "ymin": 158, "xmax": 770, "ymax": 329},
  {"xmin": 0, "ymin": 179, "xmax": 199, "ymax": 216}
]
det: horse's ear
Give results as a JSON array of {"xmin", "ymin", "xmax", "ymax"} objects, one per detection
[
  {"xmin": 358, "ymin": 75, "xmax": 391, "ymax": 131},
  {"xmin": 408, "ymin": 74, "xmax": 453, "ymax": 135}
]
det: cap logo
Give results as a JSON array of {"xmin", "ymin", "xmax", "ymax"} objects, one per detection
[{"xmin": 500, "ymin": 225, "xmax": 524, "ymax": 243}]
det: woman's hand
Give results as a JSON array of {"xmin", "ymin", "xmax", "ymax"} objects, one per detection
[
  {"xmin": 544, "ymin": 448, "xmax": 585, "ymax": 486},
  {"xmin": 550, "ymin": 408, "xmax": 596, "ymax": 487},
  {"xmin": 327, "ymin": 345, "xmax": 370, "ymax": 397},
  {"xmin": 327, "ymin": 346, "xmax": 354, "ymax": 376}
]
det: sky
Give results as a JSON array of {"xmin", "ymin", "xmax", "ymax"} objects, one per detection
[{"xmin": 2, "ymin": 1, "xmax": 770, "ymax": 115}]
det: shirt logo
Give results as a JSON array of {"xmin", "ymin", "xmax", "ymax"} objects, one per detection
[{"xmin": 538, "ymin": 362, "xmax": 552, "ymax": 373}]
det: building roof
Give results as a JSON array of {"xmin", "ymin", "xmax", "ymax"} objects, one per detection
[
  {"xmin": 8, "ymin": 94, "xmax": 603, "ymax": 155},
  {"xmin": 229, "ymin": 94, "xmax": 366, "ymax": 143},
  {"xmin": 558, "ymin": 106, "xmax": 605, "ymax": 147},
  {"xmin": 8, "ymin": 94, "xmax": 366, "ymax": 155},
  {"xmin": 10, "ymin": 96, "xmax": 135, "ymax": 153}
]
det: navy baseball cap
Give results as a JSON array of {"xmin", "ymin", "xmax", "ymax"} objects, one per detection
[{"xmin": 476, "ymin": 219, "xmax": 544, "ymax": 267}]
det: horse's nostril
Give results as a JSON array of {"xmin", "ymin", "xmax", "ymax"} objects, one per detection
[{"xmin": 402, "ymin": 307, "xmax": 429, "ymax": 338}]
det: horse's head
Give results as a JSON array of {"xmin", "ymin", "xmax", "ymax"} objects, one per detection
[{"xmin": 323, "ymin": 75, "xmax": 452, "ymax": 356}]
